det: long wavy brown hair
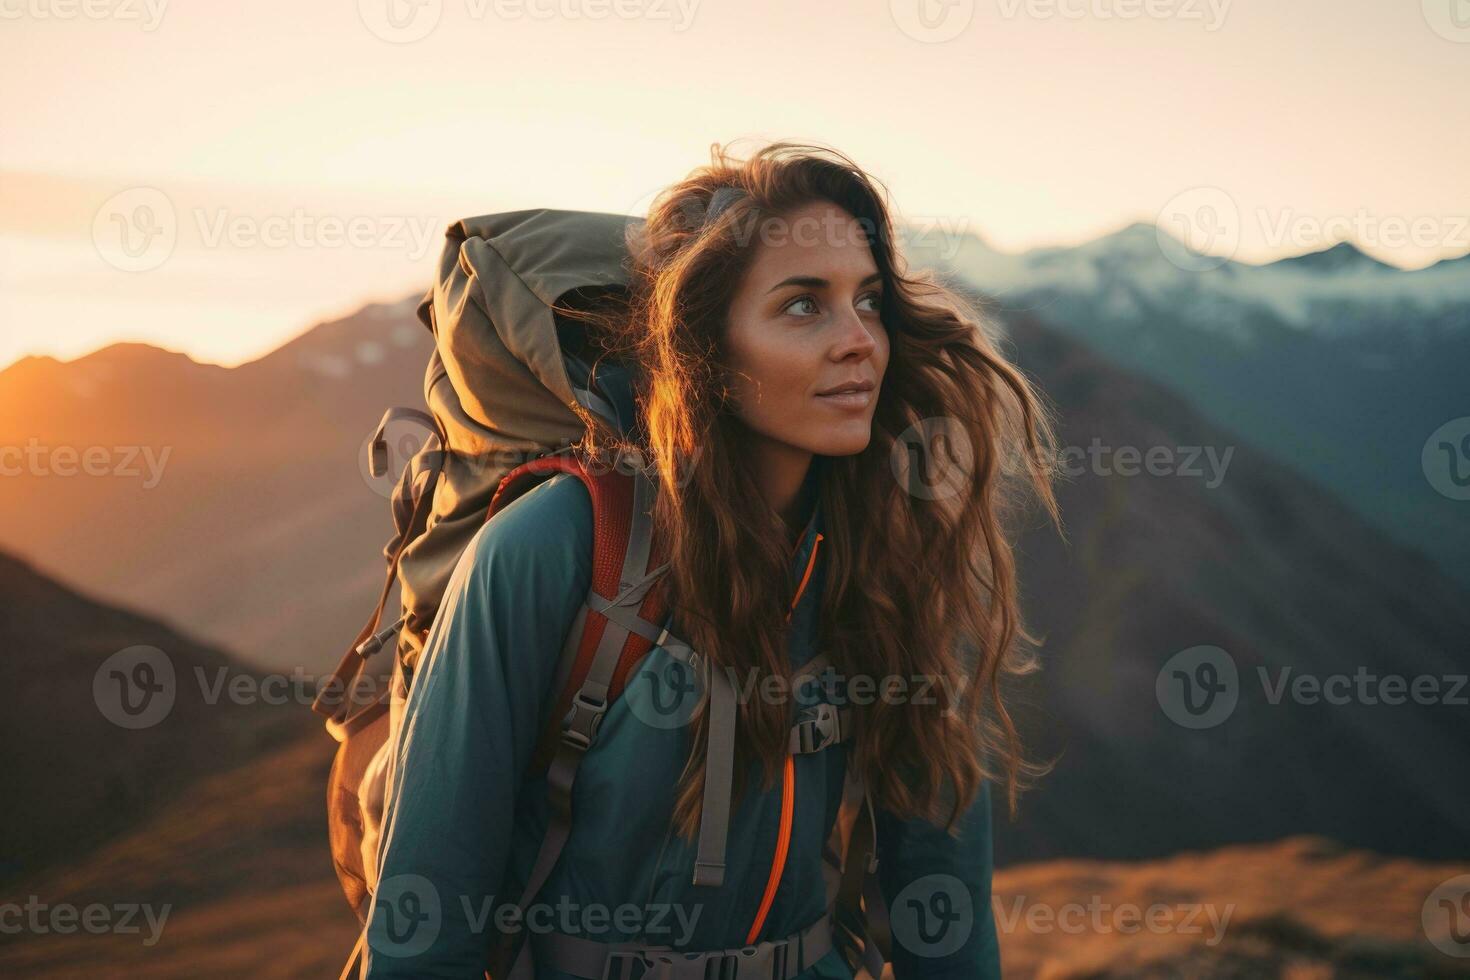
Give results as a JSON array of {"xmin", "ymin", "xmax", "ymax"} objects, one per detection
[{"xmin": 569, "ymin": 140, "xmax": 1063, "ymax": 841}]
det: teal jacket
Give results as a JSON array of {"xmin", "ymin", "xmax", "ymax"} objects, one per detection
[{"xmin": 362, "ymin": 465, "xmax": 1002, "ymax": 978}]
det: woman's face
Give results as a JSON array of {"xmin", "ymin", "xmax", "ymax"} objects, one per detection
[{"xmin": 723, "ymin": 200, "xmax": 890, "ymax": 465}]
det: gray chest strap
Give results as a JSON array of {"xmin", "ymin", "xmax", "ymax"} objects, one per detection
[
  {"xmin": 655, "ymin": 641, "xmax": 854, "ymax": 890},
  {"xmin": 533, "ymin": 908, "xmax": 834, "ymax": 980}
]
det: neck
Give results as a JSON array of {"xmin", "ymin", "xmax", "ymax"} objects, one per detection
[{"xmin": 746, "ymin": 435, "xmax": 815, "ymax": 543}]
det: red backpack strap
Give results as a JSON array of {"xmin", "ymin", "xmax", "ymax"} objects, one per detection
[
  {"xmin": 484, "ymin": 450, "xmax": 674, "ymax": 977},
  {"xmin": 486, "ymin": 452, "xmax": 673, "ymax": 771}
]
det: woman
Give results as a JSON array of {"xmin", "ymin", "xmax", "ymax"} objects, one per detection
[{"xmin": 363, "ymin": 142, "xmax": 1061, "ymax": 979}]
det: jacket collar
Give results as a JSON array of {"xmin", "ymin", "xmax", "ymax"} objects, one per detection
[
  {"xmin": 787, "ymin": 456, "xmax": 826, "ymax": 598},
  {"xmin": 789, "ymin": 456, "xmax": 825, "ymax": 548}
]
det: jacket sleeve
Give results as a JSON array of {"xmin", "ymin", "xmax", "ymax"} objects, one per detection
[
  {"xmin": 362, "ymin": 474, "xmax": 593, "ymax": 979},
  {"xmin": 875, "ymin": 777, "xmax": 1002, "ymax": 979}
]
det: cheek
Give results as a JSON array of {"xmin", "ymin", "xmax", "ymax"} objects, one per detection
[{"xmin": 728, "ymin": 329, "xmax": 816, "ymax": 417}]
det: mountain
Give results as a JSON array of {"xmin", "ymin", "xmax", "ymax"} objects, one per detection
[
  {"xmin": 2, "ymin": 295, "xmax": 1469, "ymax": 976},
  {"xmin": 912, "ymin": 221, "xmax": 1470, "ymax": 333},
  {"xmin": 994, "ymin": 836, "xmax": 1469, "ymax": 978},
  {"xmin": 2, "ymin": 289, "xmax": 1467, "ymax": 865},
  {"xmin": 0, "ymin": 548, "xmax": 306, "ymax": 886},
  {"xmin": 997, "ymin": 308, "xmax": 1470, "ymax": 864},
  {"xmin": 0, "ymin": 296, "xmax": 433, "ymax": 674},
  {"xmin": 3, "ymin": 744, "xmax": 1463, "ymax": 979},
  {"xmin": 903, "ymin": 222, "xmax": 1470, "ymax": 590},
  {"xmin": 1, "ymin": 549, "xmax": 1461, "ymax": 977},
  {"xmin": 0, "ymin": 730, "xmax": 358, "ymax": 978},
  {"xmin": 1272, "ymin": 240, "xmax": 1397, "ymax": 274}
]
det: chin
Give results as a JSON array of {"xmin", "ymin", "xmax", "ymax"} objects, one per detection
[{"xmin": 813, "ymin": 425, "xmax": 874, "ymax": 457}]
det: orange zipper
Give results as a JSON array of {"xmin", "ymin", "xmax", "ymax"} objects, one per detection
[{"xmin": 745, "ymin": 529, "xmax": 823, "ymax": 945}]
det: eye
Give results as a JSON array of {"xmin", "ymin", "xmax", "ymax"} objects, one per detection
[
  {"xmin": 781, "ymin": 295, "xmax": 820, "ymax": 317},
  {"xmin": 781, "ymin": 291, "xmax": 883, "ymax": 318}
]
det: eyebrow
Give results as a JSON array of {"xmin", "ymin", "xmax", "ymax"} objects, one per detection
[{"xmin": 766, "ymin": 271, "xmax": 883, "ymax": 294}]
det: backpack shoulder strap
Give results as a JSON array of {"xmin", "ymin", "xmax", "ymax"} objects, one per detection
[
  {"xmin": 485, "ymin": 453, "xmax": 864, "ymax": 977},
  {"xmin": 484, "ymin": 450, "xmax": 674, "ymax": 977},
  {"xmin": 486, "ymin": 450, "xmax": 673, "ymax": 770}
]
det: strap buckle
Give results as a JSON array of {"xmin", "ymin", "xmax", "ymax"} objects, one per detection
[
  {"xmin": 561, "ymin": 688, "xmax": 608, "ymax": 752},
  {"xmin": 601, "ymin": 950, "xmax": 701, "ymax": 980},
  {"xmin": 789, "ymin": 702, "xmax": 842, "ymax": 755},
  {"xmin": 602, "ymin": 940, "xmax": 791, "ymax": 980}
]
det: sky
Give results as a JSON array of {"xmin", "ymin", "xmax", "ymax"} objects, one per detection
[{"xmin": 2, "ymin": 0, "xmax": 1467, "ymax": 370}]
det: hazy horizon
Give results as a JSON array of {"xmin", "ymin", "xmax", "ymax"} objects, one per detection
[
  {"xmin": 14, "ymin": 194, "xmax": 1457, "ymax": 375},
  {"xmin": 4, "ymin": 0, "xmax": 1468, "ymax": 371}
]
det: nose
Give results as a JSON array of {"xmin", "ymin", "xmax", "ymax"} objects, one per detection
[{"xmin": 829, "ymin": 305, "xmax": 879, "ymax": 361}]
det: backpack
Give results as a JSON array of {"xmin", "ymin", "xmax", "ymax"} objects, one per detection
[{"xmin": 312, "ymin": 209, "xmax": 891, "ymax": 979}]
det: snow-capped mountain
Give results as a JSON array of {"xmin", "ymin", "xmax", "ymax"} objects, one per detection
[
  {"xmin": 904, "ymin": 221, "xmax": 1470, "ymax": 340},
  {"xmin": 901, "ymin": 220, "xmax": 1470, "ymax": 592}
]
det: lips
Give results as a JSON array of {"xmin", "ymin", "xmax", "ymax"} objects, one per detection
[
  {"xmin": 816, "ymin": 379, "xmax": 875, "ymax": 396},
  {"xmin": 815, "ymin": 379, "xmax": 875, "ymax": 411}
]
